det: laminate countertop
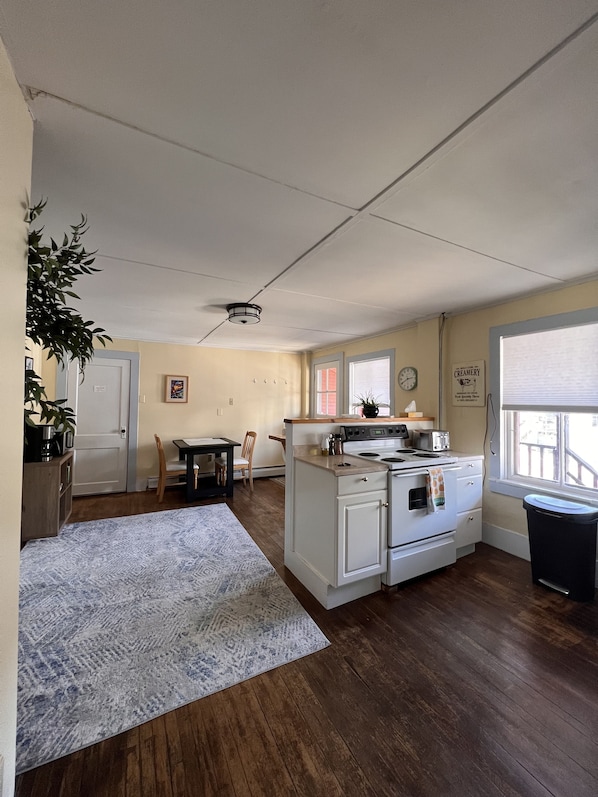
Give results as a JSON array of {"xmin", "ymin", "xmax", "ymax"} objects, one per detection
[{"xmin": 293, "ymin": 452, "xmax": 388, "ymax": 477}]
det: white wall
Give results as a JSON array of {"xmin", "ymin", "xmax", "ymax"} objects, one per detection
[{"xmin": 0, "ymin": 37, "xmax": 33, "ymax": 797}]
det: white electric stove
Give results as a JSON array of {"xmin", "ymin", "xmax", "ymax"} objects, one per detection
[
  {"xmin": 341, "ymin": 423, "xmax": 457, "ymax": 470},
  {"xmin": 340, "ymin": 424, "xmax": 459, "ymax": 587}
]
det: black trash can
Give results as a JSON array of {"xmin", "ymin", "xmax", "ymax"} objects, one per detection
[{"xmin": 523, "ymin": 494, "xmax": 598, "ymax": 601}]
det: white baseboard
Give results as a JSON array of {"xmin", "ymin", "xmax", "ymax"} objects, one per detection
[{"xmin": 482, "ymin": 522, "xmax": 531, "ymax": 561}]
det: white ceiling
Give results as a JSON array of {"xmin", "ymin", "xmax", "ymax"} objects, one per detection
[{"xmin": 2, "ymin": 0, "xmax": 598, "ymax": 352}]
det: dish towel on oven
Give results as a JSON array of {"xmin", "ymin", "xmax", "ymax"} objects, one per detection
[{"xmin": 426, "ymin": 467, "xmax": 445, "ymax": 512}]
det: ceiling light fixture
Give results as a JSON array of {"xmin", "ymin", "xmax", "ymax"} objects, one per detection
[{"xmin": 226, "ymin": 302, "xmax": 262, "ymax": 325}]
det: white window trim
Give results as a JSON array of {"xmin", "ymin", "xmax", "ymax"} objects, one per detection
[
  {"xmin": 489, "ymin": 307, "xmax": 598, "ymax": 504},
  {"xmin": 311, "ymin": 353, "xmax": 344, "ymax": 418},
  {"xmin": 345, "ymin": 349, "xmax": 395, "ymax": 417}
]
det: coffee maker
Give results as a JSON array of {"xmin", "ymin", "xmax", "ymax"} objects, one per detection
[{"xmin": 24, "ymin": 424, "xmax": 55, "ymax": 462}]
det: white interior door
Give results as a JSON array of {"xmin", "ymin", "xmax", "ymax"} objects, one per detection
[{"xmin": 68, "ymin": 357, "xmax": 131, "ymax": 495}]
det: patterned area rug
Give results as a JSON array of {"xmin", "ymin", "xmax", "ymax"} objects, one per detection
[{"xmin": 17, "ymin": 504, "xmax": 329, "ymax": 773}]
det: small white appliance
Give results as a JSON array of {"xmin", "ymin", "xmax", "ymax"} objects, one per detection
[{"xmin": 413, "ymin": 429, "xmax": 451, "ymax": 451}]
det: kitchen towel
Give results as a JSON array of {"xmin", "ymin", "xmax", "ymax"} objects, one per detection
[{"xmin": 426, "ymin": 467, "xmax": 445, "ymax": 512}]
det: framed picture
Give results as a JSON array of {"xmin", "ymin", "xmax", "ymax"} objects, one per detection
[
  {"xmin": 25, "ymin": 356, "xmax": 34, "ymax": 372},
  {"xmin": 165, "ymin": 375, "xmax": 188, "ymax": 403}
]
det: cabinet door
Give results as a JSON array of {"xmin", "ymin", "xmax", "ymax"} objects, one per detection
[
  {"xmin": 337, "ymin": 491, "xmax": 387, "ymax": 586},
  {"xmin": 456, "ymin": 508, "xmax": 482, "ymax": 547}
]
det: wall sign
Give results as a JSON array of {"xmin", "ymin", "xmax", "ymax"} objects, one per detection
[{"xmin": 452, "ymin": 360, "xmax": 485, "ymax": 406}]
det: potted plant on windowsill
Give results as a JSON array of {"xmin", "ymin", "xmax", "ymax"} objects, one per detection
[{"xmin": 354, "ymin": 392, "xmax": 389, "ymax": 418}]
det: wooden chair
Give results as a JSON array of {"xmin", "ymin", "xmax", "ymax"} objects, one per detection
[
  {"xmin": 154, "ymin": 434, "xmax": 198, "ymax": 502},
  {"xmin": 215, "ymin": 431, "xmax": 257, "ymax": 492}
]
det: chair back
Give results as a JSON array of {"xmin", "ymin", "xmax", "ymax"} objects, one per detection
[
  {"xmin": 154, "ymin": 434, "xmax": 166, "ymax": 474},
  {"xmin": 242, "ymin": 431, "xmax": 257, "ymax": 462}
]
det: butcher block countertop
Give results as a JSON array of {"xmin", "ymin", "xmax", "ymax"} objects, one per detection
[
  {"xmin": 285, "ymin": 417, "xmax": 434, "ymax": 424},
  {"xmin": 294, "ymin": 452, "xmax": 388, "ymax": 476}
]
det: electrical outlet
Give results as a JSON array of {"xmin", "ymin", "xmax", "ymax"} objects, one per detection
[
  {"xmin": 229, "ymin": 397, "xmax": 233, "ymax": 405},
  {"xmin": 217, "ymin": 408, "xmax": 223, "ymax": 416}
]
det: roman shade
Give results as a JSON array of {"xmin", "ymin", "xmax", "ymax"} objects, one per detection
[{"xmin": 501, "ymin": 322, "xmax": 598, "ymax": 412}]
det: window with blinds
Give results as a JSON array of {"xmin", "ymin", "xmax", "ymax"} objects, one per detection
[
  {"xmin": 501, "ymin": 322, "xmax": 598, "ymax": 412},
  {"xmin": 347, "ymin": 350, "xmax": 394, "ymax": 417},
  {"xmin": 489, "ymin": 309, "xmax": 598, "ymax": 502}
]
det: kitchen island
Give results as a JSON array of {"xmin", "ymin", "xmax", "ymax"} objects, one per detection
[
  {"xmin": 284, "ymin": 418, "xmax": 483, "ymax": 608},
  {"xmin": 293, "ymin": 453, "xmax": 389, "ymax": 607},
  {"xmin": 283, "ymin": 417, "xmax": 435, "ymax": 608}
]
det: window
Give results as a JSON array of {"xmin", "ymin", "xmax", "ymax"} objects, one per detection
[
  {"xmin": 312, "ymin": 356, "xmax": 342, "ymax": 417},
  {"xmin": 489, "ymin": 309, "xmax": 598, "ymax": 502},
  {"xmin": 346, "ymin": 350, "xmax": 394, "ymax": 417}
]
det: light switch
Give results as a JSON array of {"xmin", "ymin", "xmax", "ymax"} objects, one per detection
[{"xmin": 217, "ymin": 408, "xmax": 223, "ymax": 416}]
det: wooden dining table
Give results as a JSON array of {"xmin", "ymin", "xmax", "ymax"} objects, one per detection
[{"xmin": 173, "ymin": 437, "xmax": 240, "ymax": 501}]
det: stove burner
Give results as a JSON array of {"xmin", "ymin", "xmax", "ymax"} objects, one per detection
[
  {"xmin": 381, "ymin": 457, "xmax": 406, "ymax": 463},
  {"xmin": 397, "ymin": 448, "xmax": 416, "ymax": 454},
  {"xmin": 359, "ymin": 452, "xmax": 380, "ymax": 457},
  {"xmin": 413, "ymin": 452, "xmax": 441, "ymax": 458}
]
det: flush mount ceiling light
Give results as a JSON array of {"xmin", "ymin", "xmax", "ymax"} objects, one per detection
[{"xmin": 226, "ymin": 302, "xmax": 262, "ymax": 325}]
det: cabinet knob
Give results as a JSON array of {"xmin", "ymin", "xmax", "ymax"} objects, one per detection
[
  {"xmin": 468, "ymin": 515, "xmax": 474, "ymax": 521},
  {"xmin": 361, "ymin": 477, "xmax": 368, "ymax": 482},
  {"xmin": 382, "ymin": 502, "xmax": 389, "ymax": 507},
  {"xmin": 468, "ymin": 480, "xmax": 475, "ymax": 485}
]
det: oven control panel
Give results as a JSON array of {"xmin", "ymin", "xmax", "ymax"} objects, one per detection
[{"xmin": 341, "ymin": 424, "xmax": 409, "ymax": 441}]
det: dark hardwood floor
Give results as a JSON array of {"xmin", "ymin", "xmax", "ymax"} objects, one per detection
[{"xmin": 16, "ymin": 479, "xmax": 598, "ymax": 796}]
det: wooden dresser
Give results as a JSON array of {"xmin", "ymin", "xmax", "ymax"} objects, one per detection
[{"xmin": 21, "ymin": 451, "xmax": 74, "ymax": 542}]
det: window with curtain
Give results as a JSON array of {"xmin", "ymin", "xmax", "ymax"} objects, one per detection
[
  {"xmin": 489, "ymin": 309, "xmax": 598, "ymax": 502},
  {"xmin": 347, "ymin": 350, "xmax": 394, "ymax": 417}
]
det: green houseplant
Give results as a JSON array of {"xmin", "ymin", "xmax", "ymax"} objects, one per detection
[
  {"xmin": 354, "ymin": 391, "xmax": 389, "ymax": 418},
  {"xmin": 25, "ymin": 199, "xmax": 111, "ymax": 436}
]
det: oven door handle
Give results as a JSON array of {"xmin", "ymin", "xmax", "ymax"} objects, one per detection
[{"xmin": 391, "ymin": 465, "xmax": 461, "ymax": 478}]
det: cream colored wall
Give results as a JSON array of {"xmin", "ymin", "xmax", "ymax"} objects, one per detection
[
  {"xmin": 313, "ymin": 281, "xmax": 598, "ymax": 540},
  {"xmin": 444, "ymin": 279, "xmax": 598, "ymax": 537},
  {"xmin": 0, "ymin": 37, "xmax": 33, "ymax": 797},
  {"xmin": 106, "ymin": 339, "xmax": 302, "ymax": 482},
  {"xmin": 312, "ymin": 318, "xmax": 441, "ymax": 419}
]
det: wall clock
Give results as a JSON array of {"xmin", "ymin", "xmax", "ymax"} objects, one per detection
[{"xmin": 398, "ymin": 366, "xmax": 418, "ymax": 391}]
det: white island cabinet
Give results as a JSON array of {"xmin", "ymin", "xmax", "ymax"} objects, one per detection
[
  {"xmin": 290, "ymin": 457, "xmax": 388, "ymax": 608},
  {"xmin": 282, "ymin": 417, "xmax": 435, "ymax": 609}
]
